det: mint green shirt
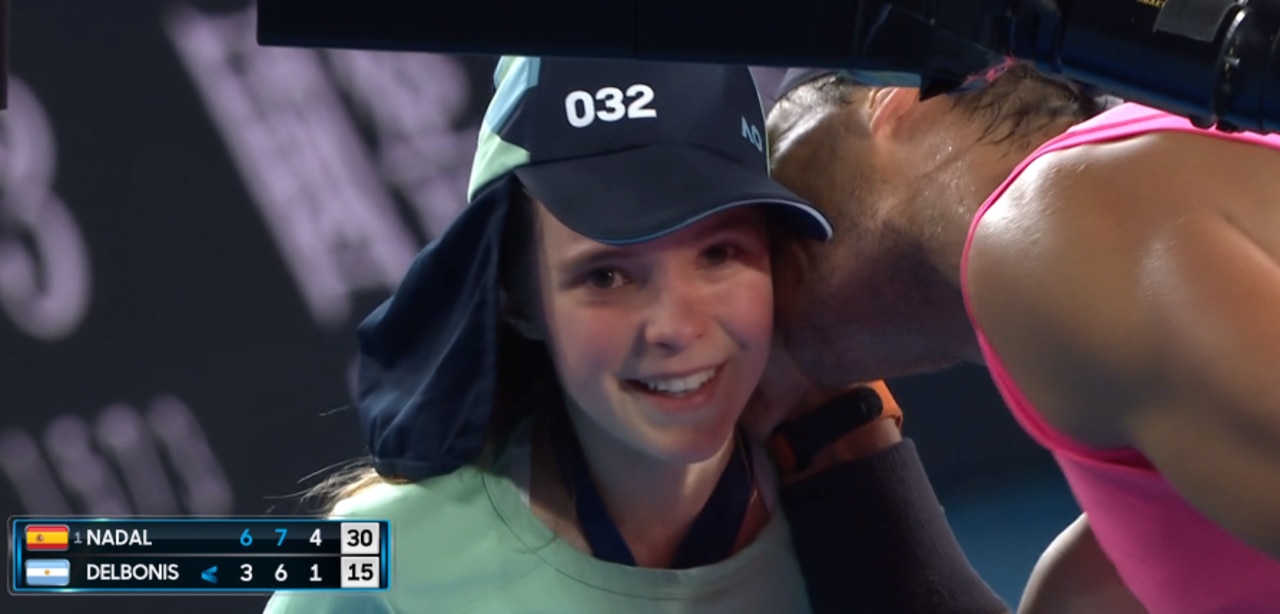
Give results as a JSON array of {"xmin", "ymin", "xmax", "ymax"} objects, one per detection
[{"xmin": 265, "ymin": 436, "xmax": 811, "ymax": 613}]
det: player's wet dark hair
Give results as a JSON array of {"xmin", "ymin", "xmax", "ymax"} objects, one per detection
[{"xmin": 784, "ymin": 60, "xmax": 1109, "ymax": 147}]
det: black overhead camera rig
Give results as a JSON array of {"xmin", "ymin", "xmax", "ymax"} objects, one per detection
[{"xmin": 256, "ymin": 0, "xmax": 1280, "ymax": 133}]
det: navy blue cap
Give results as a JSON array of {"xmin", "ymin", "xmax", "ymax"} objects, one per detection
[{"xmin": 471, "ymin": 57, "xmax": 832, "ymax": 244}]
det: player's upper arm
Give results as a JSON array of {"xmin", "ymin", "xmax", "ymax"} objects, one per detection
[
  {"xmin": 1018, "ymin": 515, "xmax": 1147, "ymax": 614},
  {"xmin": 972, "ymin": 135, "xmax": 1280, "ymax": 557},
  {"xmin": 1122, "ymin": 206, "xmax": 1280, "ymax": 557}
]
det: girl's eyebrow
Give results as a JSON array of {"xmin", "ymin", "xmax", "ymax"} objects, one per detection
[{"xmin": 554, "ymin": 209, "xmax": 760, "ymax": 272}]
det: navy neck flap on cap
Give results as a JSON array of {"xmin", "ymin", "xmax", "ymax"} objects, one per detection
[{"xmin": 354, "ymin": 178, "xmax": 514, "ymax": 480}]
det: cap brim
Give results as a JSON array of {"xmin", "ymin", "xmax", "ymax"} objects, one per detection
[{"xmin": 514, "ymin": 144, "xmax": 832, "ymax": 245}]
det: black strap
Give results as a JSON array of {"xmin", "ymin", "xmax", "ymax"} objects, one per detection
[
  {"xmin": 774, "ymin": 386, "xmax": 884, "ymax": 472},
  {"xmin": 551, "ymin": 414, "xmax": 756, "ymax": 569}
]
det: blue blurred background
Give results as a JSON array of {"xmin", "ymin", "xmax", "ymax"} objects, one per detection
[{"xmin": 0, "ymin": 2, "xmax": 1079, "ymax": 612}]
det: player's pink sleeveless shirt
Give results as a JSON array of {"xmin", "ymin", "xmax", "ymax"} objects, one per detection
[{"xmin": 960, "ymin": 103, "xmax": 1280, "ymax": 614}]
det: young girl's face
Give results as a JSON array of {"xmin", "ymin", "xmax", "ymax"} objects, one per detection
[{"xmin": 532, "ymin": 203, "xmax": 775, "ymax": 465}]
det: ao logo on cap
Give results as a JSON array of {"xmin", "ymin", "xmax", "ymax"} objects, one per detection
[
  {"xmin": 564, "ymin": 84, "xmax": 658, "ymax": 128},
  {"xmin": 741, "ymin": 117, "xmax": 764, "ymax": 152}
]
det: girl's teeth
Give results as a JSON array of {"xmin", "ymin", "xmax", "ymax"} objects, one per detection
[{"xmin": 641, "ymin": 368, "xmax": 717, "ymax": 394}]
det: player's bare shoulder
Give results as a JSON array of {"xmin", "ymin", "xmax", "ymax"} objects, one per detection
[
  {"xmin": 976, "ymin": 125, "xmax": 1280, "ymax": 287},
  {"xmin": 1036, "ymin": 129, "xmax": 1280, "ymax": 248},
  {"xmin": 969, "ymin": 128, "xmax": 1280, "ymax": 444},
  {"xmin": 1157, "ymin": 130, "xmax": 1280, "ymax": 260},
  {"xmin": 965, "ymin": 136, "xmax": 1181, "ymax": 445}
]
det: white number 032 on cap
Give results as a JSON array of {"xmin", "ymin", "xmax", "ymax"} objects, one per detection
[{"xmin": 564, "ymin": 84, "xmax": 658, "ymax": 128}]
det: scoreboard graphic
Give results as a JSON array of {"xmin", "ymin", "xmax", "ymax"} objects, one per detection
[{"xmin": 9, "ymin": 518, "xmax": 391, "ymax": 594}]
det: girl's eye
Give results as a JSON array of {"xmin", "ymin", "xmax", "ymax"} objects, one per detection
[
  {"xmin": 701, "ymin": 243, "xmax": 740, "ymax": 266},
  {"xmin": 582, "ymin": 268, "xmax": 628, "ymax": 290}
]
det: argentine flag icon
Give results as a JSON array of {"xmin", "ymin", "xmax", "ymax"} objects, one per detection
[{"xmin": 25, "ymin": 559, "xmax": 70, "ymax": 587}]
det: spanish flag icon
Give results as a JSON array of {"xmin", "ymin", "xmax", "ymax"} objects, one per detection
[{"xmin": 25, "ymin": 525, "xmax": 69, "ymax": 551}]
